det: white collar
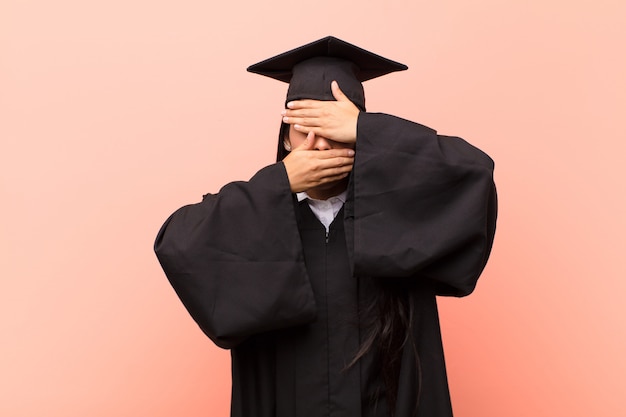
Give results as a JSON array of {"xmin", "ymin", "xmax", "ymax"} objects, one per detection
[{"xmin": 296, "ymin": 190, "xmax": 348, "ymax": 203}]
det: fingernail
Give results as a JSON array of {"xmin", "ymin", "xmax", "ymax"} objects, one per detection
[
  {"xmin": 347, "ymin": 149, "xmax": 355, "ymax": 156},
  {"xmin": 280, "ymin": 109, "xmax": 286, "ymax": 116},
  {"xmin": 287, "ymin": 102, "xmax": 294, "ymax": 108},
  {"xmin": 283, "ymin": 116, "xmax": 289, "ymax": 123}
]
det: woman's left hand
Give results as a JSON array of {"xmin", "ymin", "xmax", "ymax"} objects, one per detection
[{"xmin": 281, "ymin": 81, "xmax": 360, "ymax": 144}]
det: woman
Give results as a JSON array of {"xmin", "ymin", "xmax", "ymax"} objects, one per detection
[{"xmin": 155, "ymin": 36, "xmax": 497, "ymax": 417}]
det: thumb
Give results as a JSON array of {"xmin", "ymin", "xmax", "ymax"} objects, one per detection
[
  {"xmin": 331, "ymin": 80, "xmax": 348, "ymax": 102},
  {"xmin": 293, "ymin": 131, "xmax": 316, "ymax": 151}
]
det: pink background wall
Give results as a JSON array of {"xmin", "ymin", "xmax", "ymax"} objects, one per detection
[{"xmin": 2, "ymin": 1, "xmax": 625, "ymax": 416}]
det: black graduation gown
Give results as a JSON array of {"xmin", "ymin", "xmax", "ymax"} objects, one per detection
[{"xmin": 154, "ymin": 112, "xmax": 497, "ymax": 417}]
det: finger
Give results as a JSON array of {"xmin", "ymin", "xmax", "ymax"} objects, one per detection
[
  {"xmin": 282, "ymin": 109, "xmax": 323, "ymax": 120},
  {"xmin": 292, "ymin": 123, "xmax": 320, "ymax": 136},
  {"xmin": 315, "ymin": 166, "xmax": 353, "ymax": 182},
  {"xmin": 314, "ymin": 148, "xmax": 355, "ymax": 159},
  {"xmin": 296, "ymin": 153, "xmax": 354, "ymax": 170},
  {"xmin": 286, "ymin": 99, "xmax": 324, "ymax": 110},
  {"xmin": 307, "ymin": 164, "xmax": 352, "ymax": 184},
  {"xmin": 305, "ymin": 131, "xmax": 316, "ymax": 149},
  {"xmin": 321, "ymin": 171, "xmax": 351, "ymax": 182},
  {"xmin": 282, "ymin": 116, "xmax": 322, "ymax": 127},
  {"xmin": 297, "ymin": 125, "xmax": 344, "ymax": 141},
  {"xmin": 292, "ymin": 124, "xmax": 347, "ymax": 139},
  {"xmin": 293, "ymin": 124, "xmax": 317, "ymax": 138},
  {"xmin": 292, "ymin": 131, "xmax": 316, "ymax": 151},
  {"xmin": 321, "ymin": 156, "xmax": 355, "ymax": 169},
  {"xmin": 310, "ymin": 157, "xmax": 355, "ymax": 173},
  {"xmin": 331, "ymin": 80, "xmax": 348, "ymax": 102}
]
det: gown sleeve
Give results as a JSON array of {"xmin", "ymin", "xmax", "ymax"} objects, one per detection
[
  {"xmin": 154, "ymin": 163, "xmax": 316, "ymax": 349},
  {"xmin": 346, "ymin": 112, "xmax": 497, "ymax": 297}
]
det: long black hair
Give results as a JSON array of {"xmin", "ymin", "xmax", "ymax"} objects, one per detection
[
  {"xmin": 276, "ymin": 122, "xmax": 290, "ymax": 162},
  {"xmin": 350, "ymin": 280, "xmax": 422, "ymax": 417}
]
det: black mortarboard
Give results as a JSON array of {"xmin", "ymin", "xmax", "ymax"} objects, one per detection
[{"xmin": 247, "ymin": 36, "xmax": 407, "ymax": 111}]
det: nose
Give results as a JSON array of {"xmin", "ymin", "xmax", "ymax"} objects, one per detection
[{"xmin": 313, "ymin": 136, "xmax": 332, "ymax": 150}]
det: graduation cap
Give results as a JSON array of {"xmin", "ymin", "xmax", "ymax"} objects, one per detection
[{"xmin": 247, "ymin": 36, "xmax": 408, "ymax": 111}]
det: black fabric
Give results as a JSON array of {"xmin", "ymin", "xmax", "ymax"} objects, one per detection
[
  {"xmin": 286, "ymin": 57, "xmax": 366, "ymax": 111},
  {"xmin": 247, "ymin": 36, "xmax": 408, "ymax": 111},
  {"xmin": 154, "ymin": 112, "xmax": 497, "ymax": 417},
  {"xmin": 290, "ymin": 202, "xmax": 361, "ymax": 416},
  {"xmin": 247, "ymin": 36, "xmax": 407, "ymax": 83},
  {"xmin": 154, "ymin": 163, "xmax": 316, "ymax": 349},
  {"xmin": 348, "ymin": 114, "xmax": 497, "ymax": 297}
]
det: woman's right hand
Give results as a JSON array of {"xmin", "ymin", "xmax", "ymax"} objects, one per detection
[{"xmin": 282, "ymin": 132, "xmax": 355, "ymax": 194}]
